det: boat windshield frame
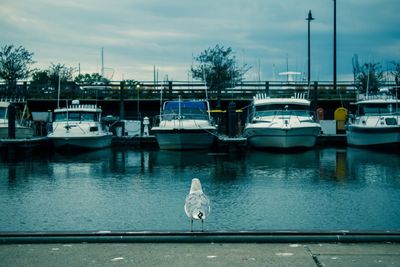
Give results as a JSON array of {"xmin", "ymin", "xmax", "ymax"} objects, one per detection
[
  {"xmin": 161, "ymin": 101, "xmax": 209, "ymax": 121},
  {"xmin": 254, "ymin": 104, "xmax": 311, "ymax": 117},
  {"xmin": 0, "ymin": 107, "xmax": 6, "ymax": 119},
  {"xmin": 161, "ymin": 108, "xmax": 209, "ymax": 121},
  {"xmin": 254, "ymin": 110, "xmax": 313, "ymax": 118},
  {"xmin": 54, "ymin": 111, "xmax": 100, "ymax": 122},
  {"xmin": 358, "ymin": 103, "xmax": 399, "ymax": 116}
]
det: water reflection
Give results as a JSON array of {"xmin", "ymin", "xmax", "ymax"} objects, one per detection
[
  {"xmin": 346, "ymin": 147, "xmax": 400, "ymax": 184},
  {"xmin": 0, "ymin": 147, "xmax": 399, "ymax": 231}
]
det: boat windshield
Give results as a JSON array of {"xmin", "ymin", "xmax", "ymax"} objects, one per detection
[
  {"xmin": 54, "ymin": 111, "xmax": 99, "ymax": 122},
  {"xmin": 0, "ymin": 107, "xmax": 6, "ymax": 119},
  {"xmin": 255, "ymin": 104, "xmax": 310, "ymax": 117},
  {"xmin": 163, "ymin": 101, "xmax": 208, "ymax": 120},
  {"xmin": 359, "ymin": 103, "xmax": 398, "ymax": 115}
]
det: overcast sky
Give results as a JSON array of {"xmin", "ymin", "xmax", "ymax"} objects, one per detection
[{"xmin": 1, "ymin": 0, "xmax": 399, "ymax": 82}]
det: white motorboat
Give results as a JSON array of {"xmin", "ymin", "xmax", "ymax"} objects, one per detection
[
  {"xmin": 0, "ymin": 100, "xmax": 34, "ymax": 139},
  {"xmin": 243, "ymin": 93, "xmax": 321, "ymax": 149},
  {"xmin": 346, "ymin": 94, "xmax": 399, "ymax": 146},
  {"xmin": 151, "ymin": 100, "xmax": 217, "ymax": 150},
  {"xmin": 47, "ymin": 100, "xmax": 112, "ymax": 149}
]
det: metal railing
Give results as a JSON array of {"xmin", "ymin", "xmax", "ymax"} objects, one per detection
[{"xmin": 0, "ymin": 80, "xmax": 397, "ymax": 101}]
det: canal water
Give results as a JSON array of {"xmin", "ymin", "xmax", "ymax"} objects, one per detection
[{"xmin": 0, "ymin": 147, "xmax": 399, "ymax": 232}]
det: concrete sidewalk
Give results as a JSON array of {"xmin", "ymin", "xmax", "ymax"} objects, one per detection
[{"xmin": 1, "ymin": 243, "xmax": 399, "ymax": 267}]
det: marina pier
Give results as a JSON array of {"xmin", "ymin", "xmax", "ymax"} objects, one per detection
[{"xmin": 2, "ymin": 80, "xmax": 398, "ymax": 150}]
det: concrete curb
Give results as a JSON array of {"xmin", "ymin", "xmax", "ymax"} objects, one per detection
[{"xmin": 1, "ymin": 230, "xmax": 400, "ymax": 244}]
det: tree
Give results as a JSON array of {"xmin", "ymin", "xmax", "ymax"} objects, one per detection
[
  {"xmin": 47, "ymin": 63, "xmax": 74, "ymax": 86},
  {"xmin": 74, "ymin": 73, "xmax": 109, "ymax": 85},
  {"xmin": 355, "ymin": 62, "xmax": 384, "ymax": 95},
  {"xmin": 31, "ymin": 63, "xmax": 75, "ymax": 94},
  {"xmin": 191, "ymin": 45, "xmax": 250, "ymax": 107},
  {"xmin": 0, "ymin": 45, "xmax": 35, "ymax": 96},
  {"xmin": 32, "ymin": 63, "xmax": 74, "ymax": 85}
]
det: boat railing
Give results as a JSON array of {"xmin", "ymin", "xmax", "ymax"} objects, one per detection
[
  {"xmin": 153, "ymin": 112, "xmax": 211, "ymax": 126},
  {"xmin": 249, "ymin": 110, "xmax": 318, "ymax": 124},
  {"xmin": 357, "ymin": 93, "xmax": 398, "ymax": 101}
]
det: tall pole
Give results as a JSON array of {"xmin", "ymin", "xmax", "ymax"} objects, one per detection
[
  {"xmin": 306, "ymin": 10, "xmax": 314, "ymax": 86},
  {"xmin": 101, "ymin": 47, "xmax": 104, "ymax": 77},
  {"xmin": 333, "ymin": 0, "xmax": 337, "ymax": 91}
]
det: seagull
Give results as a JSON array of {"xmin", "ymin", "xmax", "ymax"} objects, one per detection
[{"xmin": 184, "ymin": 178, "xmax": 211, "ymax": 232}]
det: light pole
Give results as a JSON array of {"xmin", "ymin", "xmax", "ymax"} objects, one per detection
[
  {"xmin": 136, "ymin": 83, "xmax": 141, "ymax": 120},
  {"xmin": 333, "ymin": 0, "xmax": 337, "ymax": 91},
  {"xmin": 306, "ymin": 10, "xmax": 314, "ymax": 86}
]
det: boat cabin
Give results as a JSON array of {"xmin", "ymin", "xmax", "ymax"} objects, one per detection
[{"xmin": 53, "ymin": 101, "xmax": 103, "ymax": 123}]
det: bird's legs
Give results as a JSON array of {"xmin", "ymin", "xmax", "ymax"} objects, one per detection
[
  {"xmin": 190, "ymin": 219, "xmax": 193, "ymax": 232},
  {"xmin": 201, "ymin": 219, "xmax": 204, "ymax": 232}
]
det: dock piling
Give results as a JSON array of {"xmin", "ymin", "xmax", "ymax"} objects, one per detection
[{"xmin": 7, "ymin": 104, "xmax": 16, "ymax": 139}]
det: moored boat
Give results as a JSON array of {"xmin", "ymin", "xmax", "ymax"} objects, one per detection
[
  {"xmin": 151, "ymin": 99, "xmax": 217, "ymax": 150},
  {"xmin": 346, "ymin": 94, "xmax": 399, "ymax": 146},
  {"xmin": 47, "ymin": 100, "xmax": 112, "ymax": 150},
  {"xmin": 0, "ymin": 100, "xmax": 34, "ymax": 139},
  {"xmin": 243, "ymin": 93, "xmax": 321, "ymax": 149}
]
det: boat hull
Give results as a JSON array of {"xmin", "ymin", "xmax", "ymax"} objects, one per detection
[
  {"xmin": 346, "ymin": 126, "xmax": 400, "ymax": 146},
  {"xmin": 152, "ymin": 129, "xmax": 216, "ymax": 150},
  {"xmin": 49, "ymin": 134, "xmax": 113, "ymax": 149},
  {"xmin": 244, "ymin": 126, "xmax": 320, "ymax": 149}
]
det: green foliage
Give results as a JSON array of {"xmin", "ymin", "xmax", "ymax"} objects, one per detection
[
  {"xmin": 123, "ymin": 79, "xmax": 140, "ymax": 88},
  {"xmin": 74, "ymin": 73, "xmax": 110, "ymax": 85},
  {"xmin": 0, "ymin": 45, "xmax": 34, "ymax": 87},
  {"xmin": 191, "ymin": 45, "xmax": 251, "ymax": 91},
  {"xmin": 355, "ymin": 62, "xmax": 384, "ymax": 94},
  {"xmin": 31, "ymin": 63, "xmax": 74, "ymax": 88},
  {"xmin": 31, "ymin": 70, "xmax": 49, "ymax": 85}
]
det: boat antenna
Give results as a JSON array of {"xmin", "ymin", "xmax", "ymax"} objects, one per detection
[
  {"xmin": 157, "ymin": 67, "xmax": 162, "ymax": 117},
  {"xmin": 57, "ymin": 72, "xmax": 61, "ymax": 108},
  {"xmin": 178, "ymin": 95, "xmax": 181, "ymax": 120},
  {"xmin": 202, "ymin": 67, "xmax": 209, "ymax": 102},
  {"xmin": 366, "ymin": 63, "xmax": 370, "ymax": 98},
  {"xmin": 66, "ymin": 99, "xmax": 69, "ymax": 127},
  {"xmin": 101, "ymin": 47, "xmax": 104, "ymax": 77},
  {"xmin": 202, "ymin": 68, "xmax": 211, "ymax": 121}
]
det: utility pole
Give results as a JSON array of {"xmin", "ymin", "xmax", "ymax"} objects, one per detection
[
  {"xmin": 306, "ymin": 10, "xmax": 314, "ymax": 86},
  {"xmin": 333, "ymin": 0, "xmax": 337, "ymax": 91}
]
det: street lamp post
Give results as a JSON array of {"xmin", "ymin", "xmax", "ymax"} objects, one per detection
[
  {"xmin": 136, "ymin": 83, "xmax": 141, "ymax": 120},
  {"xmin": 306, "ymin": 10, "xmax": 314, "ymax": 86},
  {"xmin": 333, "ymin": 0, "xmax": 337, "ymax": 91}
]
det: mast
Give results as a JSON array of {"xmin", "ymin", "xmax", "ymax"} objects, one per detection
[{"xmin": 101, "ymin": 47, "xmax": 104, "ymax": 77}]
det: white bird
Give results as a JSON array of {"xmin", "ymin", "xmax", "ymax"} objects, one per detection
[{"xmin": 184, "ymin": 178, "xmax": 211, "ymax": 232}]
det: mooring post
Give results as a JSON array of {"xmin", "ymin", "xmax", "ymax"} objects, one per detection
[
  {"xmin": 119, "ymin": 81, "xmax": 125, "ymax": 120},
  {"xmin": 313, "ymin": 81, "xmax": 319, "ymax": 109},
  {"xmin": 228, "ymin": 102, "xmax": 237, "ymax": 138},
  {"xmin": 168, "ymin": 81, "xmax": 173, "ymax": 100},
  {"xmin": 23, "ymin": 81, "xmax": 28, "ymax": 99},
  {"xmin": 8, "ymin": 104, "xmax": 16, "ymax": 139},
  {"xmin": 265, "ymin": 81, "xmax": 270, "ymax": 96}
]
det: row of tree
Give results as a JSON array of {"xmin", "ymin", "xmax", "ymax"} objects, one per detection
[{"xmin": 1, "ymin": 44, "xmax": 399, "ymax": 98}]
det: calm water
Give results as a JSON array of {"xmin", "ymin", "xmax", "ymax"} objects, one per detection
[{"xmin": 0, "ymin": 147, "xmax": 399, "ymax": 232}]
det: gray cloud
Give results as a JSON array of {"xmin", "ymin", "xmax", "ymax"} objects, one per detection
[{"xmin": 0, "ymin": 0, "xmax": 399, "ymax": 81}]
